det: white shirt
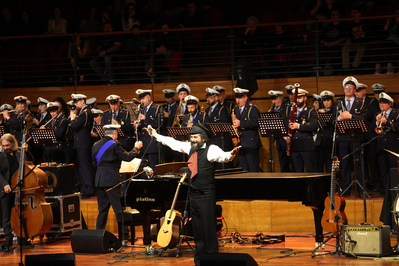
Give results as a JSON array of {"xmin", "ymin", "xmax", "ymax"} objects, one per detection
[{"xmin": 156, "ymin": 134, "xmax": 235, "ymax": 163}]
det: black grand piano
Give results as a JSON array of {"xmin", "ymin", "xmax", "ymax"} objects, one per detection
[{"xmin": 125, "ymin": 171, "xmax": 330, "ymax": 245}]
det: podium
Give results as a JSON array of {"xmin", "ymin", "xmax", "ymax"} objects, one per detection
[
  {"xmin": 94, "ymin": 125, "xmax": 126, "ymax": 138},
  {"xmin": 257, "ymin": 116, "xmax": 288, "ymax": 172}
]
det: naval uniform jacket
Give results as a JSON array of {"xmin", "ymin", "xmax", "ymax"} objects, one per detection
[
  {"xmin": 181, "ymin": 110, "xmax": 206, "ymax": 127},
  {"xmin": 137, "ymin": 102, "xmax": 162, "ymax": 154},
  {"xmin": 7, "ymin": 111, "xmax": 32, "ymax": 144},
  {"xmin": 38, "ymin": 112, "xmax": 52, "ymax": 127},
  {"xmin": 315, "ymin": 107, "xmax": 336, "ymax": 147},
  {"xmin": 291, "ymin": 105, "xmax": 318, "ymax": 152},
  {"xmin": 205, "ymin": 102, "xmax": 232, "ymax": 150},
  {"xmin": 70, "ymin": 106, "xmax": 93, "ymax": 149},
  {"xmin": 233, "ymin": 101, "xmax": 262, "ymax": 151},
  {"xmin": 92, "ymin": 136, "xmax": 140, "ymax": 188},
  {"xmin": 371, "ymin": 108, "xmax": 399, "ymax": 153},
  {"xmin": 101, "ymin": 108, "xmax": 133, "ymax": 149},
  {"xmin": 162, "ymin": 102, "xmax": 178, "ymax": 128},
  {"xmin": 335, "ymin": 97, "xmax": 367, "ymax": 142}
]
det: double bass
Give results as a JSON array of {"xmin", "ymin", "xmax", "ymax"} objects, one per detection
[{"xmin": 10, "ymin": 132, "xmax": 53, "ymax": 239}]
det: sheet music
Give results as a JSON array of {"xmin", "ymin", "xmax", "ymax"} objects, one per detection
[{"xmin": 120, "ymin": 158, "xmax": 142, "ymax": 173}]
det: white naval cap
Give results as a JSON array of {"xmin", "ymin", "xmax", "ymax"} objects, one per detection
[
  {"xmin": 162, "ymin": 89, "xmax": 176, "ymax": 98},
  {"xmin": 206, "ymin": 88, "xmax": 220, "ymax": 96},
  {"xmin": 372, "ymin": 83, "xmax": 386, "ymax": 92},
  {"xmin": 104, "ymin": 124, "xmax": 121, "ymax": 130},
  {"xmin": 184, "ymin": 95, "xmax": 199, "ymax": 105},
  {"xmin": 313, "ymin": 94, "xmax": 321, "ymax": 100},
  {"xmin": 212, "ymin": 85, "xmax": 226, "ymax": 92},
  {"xmin": 268, "ymin": 90, "xmax": 283, "ymax": 98},
  {"xmin": 292, "ymin": 88, "xmax": 308, "ymax": 96},
  {"xmin": 47, "ymin": 102, "xmax": 60, "ymax": 111},
  {"xmin": 14, "ymin": 95, "xmax": 28, "ymax": 102},
  {"xmin": 91, "ymin": 108, "xmax": 104, "ymax": 115},
  {"xmin": 320, "ymin": 90, "xmax": 335, "ymax": 99},
  {"xmin": 342, "ymin": 76, "xmax": 359, "ymax": 89},
  {"xmin": 37, "ymin": 97, "xmax": 49, "ymax": 104},
  {"xmin": 105, "ymin": 94, "xmax": 121, "ymax": 103},
  {"xmin": 71, "ymin": 93, "xmax": 87, "ymax": 101},
  {"xmin": 233, "ymin": 88, "xmax": 249, "ymax": 97},
  {"xmin": 86, "ymin": 97, "xmax": 97, "ymax": 106},
  {"xmin": 66, "ymin": 100, "xmax": 73, "ymax": 106},
  {"xmin": 285, "ymin": 85, "xmax": 295, "ymax": 92},
  {"xmin": 176, "ymin": 83, "xmax": 191, "ymax": 94},
  {"xmin": 135, "ymin": 89, "xmax": 152, "ymax": 98},
  {"xmin": 379, "ymin": 92, "xmax": 394, "ymax": 103},
  {"xmin": 26, "ymin": 100, "xmax": 31, "ymax": 106},
  {"xmin": 357, "ymin": 83, "xmax": 368, "ymax": 89},
  {"xmin": 0, "ymin": 104, "xmax": 14, "ymax": 111}
]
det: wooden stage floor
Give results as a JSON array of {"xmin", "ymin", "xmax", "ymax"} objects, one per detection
[{"xmin": 1, "ymin": 231, "xmax": 399, "ymax": 265}]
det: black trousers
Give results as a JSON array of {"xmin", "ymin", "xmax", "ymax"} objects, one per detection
[
  {"xmin": 238, "ymin": 148, "xmax": 260, "ymax": 172},
  {"xmin": 189, "ymin": 188, "xmax": 218, "ymax": 266},
  {"xmin": 1, "ymin": 192, "xmax": 15, "ymax": 245},
  {"xmin": 75, "ymin": 148, "xmax": 94, "ymax": 195},
  {"xmin": 291, "ymin": 150, "xmax": 316, "ymax": 173},
  {"xmin": 96, "ymin": 188, "xmax": 128, "ymax": 238}
]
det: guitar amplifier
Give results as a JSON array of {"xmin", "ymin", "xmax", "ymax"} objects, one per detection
[
  {"xmin": 39, "ymin": 164, "xmax": 76, "ymax": 195},
  {"xmin": 343, "ymin": 225, "xmax": 392, "ymax": 257}
]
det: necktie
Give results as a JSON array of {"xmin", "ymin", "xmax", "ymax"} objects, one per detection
[
  {"xmin": 51, "ymin": 118, "xmax": 56, "ymax": 128},
  {"xmin": 181, "ymin": 104, "xmax": 185, "ymax": 114},
  {"xmin": 346, "ymin": 100, "xmax": 351, "ymax": 112},
  {"xmin": 188, "ymin": 151, "xmax": 198, "ymax": 178},
  {"xmin": 40, "ymin": 114, "xmax": 45, "ymax": 122},
  {"xmin": 208, "ymin": 108, "xmax": 212, "ymax": 117}
]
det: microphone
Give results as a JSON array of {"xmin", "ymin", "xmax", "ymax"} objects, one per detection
[
  {"xmin": 147, "ymin": 125, "xmax": 153, "ymax": 137},
  {"xmin": 180, "ymin": 167, "xmax": 190, "ymax": 176}
]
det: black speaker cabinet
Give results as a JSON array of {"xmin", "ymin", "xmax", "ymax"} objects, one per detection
[
  {"xmin": 25, "ymin": 253, "xmax": 75, "ymax": 266},
  {"xmin": 71, "ymin": 229, "xmax": 122, "ymax": 253},
  {"xmin": 343, "ymin": 225, "xmax": 392, "ymax": 257},
  {"xmin": 39, "ymin": 164, "xmax": 75, "ymax": 195},
  {"xmin": 200, "ymin": 253, "xmax": 258, "ymax": 266}
]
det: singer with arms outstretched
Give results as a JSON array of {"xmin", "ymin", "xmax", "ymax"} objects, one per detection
[{"xmin": 147, "ymin": 124, "xmax": 240, "ymax": 266}]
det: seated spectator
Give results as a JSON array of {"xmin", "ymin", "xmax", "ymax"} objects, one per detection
[
  {"xmin": 121, "ymin": 3, "xmax": 140, "ymax": 31},
  {"xmin": 341, "ymin": 7, "xmax": 373, "ymax": 72},
  {"xmin": 45, "ymin": 6, "xmax": 67, "ymax": 34},
  {"xmin": 0, "ymin": 7, "xmax": 19, "ymax": 36},
  {"xmin": 19, "ymin": 10, "xmax": 39, "ymax": 35},
  {"xmin": 236, "ymin": 16, "xmax": 264, "ymax": 60},
  {"xmin": 78, "ymin": 6, "xmax": 101, "ymax": 33},
  {"xmin": 89, "ymin": 21, "xmax": 121, "ymax": 85},
  {"xmin": 67, "ymin": 35, "xmax": 89, "ymax": 82}
]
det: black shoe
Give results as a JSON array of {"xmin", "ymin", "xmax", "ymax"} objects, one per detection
[{"xmin": 1, "ymin": 244, "xmax": 13, "ymax": 252}]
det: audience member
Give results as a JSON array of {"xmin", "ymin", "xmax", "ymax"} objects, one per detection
[
  {"xmin": 121, "ymin": 3, "xmax": 140, "ymax": 31},
  {"xmin": 45, "ymin": 6, "xmax": 67, "ymax": 34},
  {"xmin": 67, "ymin": 35, "xmax": 89, "ymax": 82},
  {"xmin": 78, "ymin": 6, "xmax": 101, "ymax": 33}
]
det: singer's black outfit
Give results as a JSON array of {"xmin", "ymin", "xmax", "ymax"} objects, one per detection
[{"xmin": 92, "ymin": 136, "xmax": 140, "ymax": 239}]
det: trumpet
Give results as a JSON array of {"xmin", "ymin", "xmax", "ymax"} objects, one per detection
[{"xmin": 375, "ymin": 111, "xmax": 386, "ymax": 134}]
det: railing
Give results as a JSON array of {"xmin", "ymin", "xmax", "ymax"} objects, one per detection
[{"xmin": 0, "ymin": 14, "xmax": 397, "ymax": 89}]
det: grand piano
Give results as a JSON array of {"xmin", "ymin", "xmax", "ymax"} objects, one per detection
[{"xmin": 125, "ymin": 171, "xmax": 330, "ymax": 245}]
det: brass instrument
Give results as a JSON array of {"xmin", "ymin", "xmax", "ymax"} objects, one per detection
[
  {"xmin": 375, "ymin": 111, "xmax": 386, "ymax": 134},
  {"xmin": 268, "ymin": 103, "xmax": 275, "ymax": 112},
  {"xmin": 287, "ymin": 83, "xmax": 300, "ymax": 156},
  {"xmin": 187, "ymin": 114, "xmax": 193, "ymax": 128},
  {"xmin": 172, "ymin": 101, "xmax": 182, "ymax": 127},
  {"xmin": 231, "ymin": 105, "xmax": 241, "ymax": 147},
  {"xmin": 0, "ymin": 109, "xmax": 16, "ymax": 115}
]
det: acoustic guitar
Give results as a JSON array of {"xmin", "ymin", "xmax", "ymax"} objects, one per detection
[
  {"xmin": 321, "ymin": 157, "xmax": 348, "ymax": 233},
  {"xmin": 157, "ymin": 173, "xmax": 188, "ymax": 249}
]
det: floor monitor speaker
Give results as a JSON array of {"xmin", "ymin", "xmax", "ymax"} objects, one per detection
[{"xmin": 70, "ymin": 229, "xmax": 121, "ymax": 253}]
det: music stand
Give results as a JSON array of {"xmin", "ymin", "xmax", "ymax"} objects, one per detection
[
  {"xmin": 167, "ymin": 127, "xmax": 191, "ymax": 141},
  {"xmin": 95, "ymin": 125, "xmax": 126, "ymax": 138},
  {"xmin": 29, "ymin": 128, "xmax": 59, "ymax": 163},
  {"xmin": 0, "ymin": 126, "xmax": 4, "ymax": 138},
  {"xmin": 318, "ymin": 113, "xmax": 333, "ymax": 131},
  {"xmin": 66, "ymin": 128, "xmax": 75, "ymax": 142},
  {"xmin": 337, "ymin": 119, "xmax": 368, "ymax": 197},
  {"xmin": 257, "ymin": 117, "xmax": 288, "ymax": 172},
  {"xmin": 205, "ymin": 123, "xmax": 239, "ymax": 169}
]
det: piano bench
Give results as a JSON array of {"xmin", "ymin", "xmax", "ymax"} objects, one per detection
[{"xmin": 117, "ymin": 209, "xmax": 141, "ymax": 244}]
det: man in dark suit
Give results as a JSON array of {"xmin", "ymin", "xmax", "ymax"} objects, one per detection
[
  {"xmin": 36, "ymin": 97, "xmax": 52, "ymax": 127},
  {"xmin": 335, "ymin": 76, "xmax": 367, "ymax": 196},
  {"xmin": 133, "ymin": 89, "xmax": 163, "ymax": 170},
  {"xmin": 4, "ymin": 96, "xmax": 31, "ymax": 145},
  {"xmin": 232, "ymin": 88, "xmax": 261, "ymax": 172},
  {"xmin": 101, "ymin": 94, "xmax": 134, "ymax": 151},
  {"xmin": 92, "ymin": 124, "xmax": 142, "ymax": 243},
  {"xmin": 0, "ymin": 133, "xmax": 31, "ymax": 251},
  {"xmin": 205, "ymin": 87, "xmax": 233, "ymax": 169},
  {"xmin": 268, "ymin": 90, "xmax": 291, "ymax": 172},
  {"xmin": 181, "ymin": 95, "xmax": 206, "ymax": 127},
  {"xmin": 288, "ymin": 88, "xmax": 318, "ymax": 173},
  {"xmin": 371, "ymin": 93, "xmax": 399, "ymax": 195},
  {"xmin": 70, "ymin": 93, "xmax": 95, "ymax": 198},
  {"xmin": 176, "ymin": 83, "xmax": 191, "ymax": 118}
]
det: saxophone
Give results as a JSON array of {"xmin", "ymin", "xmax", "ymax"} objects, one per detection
[
  {"xmin": 187, "ymin": 114, "xmax": 193, "ymax": 128},
  {"xmin": 231, "ymin": 105, "xmax": 241, "ymax": 147},
  {"xmin": 172, "ymin": 101, "xmax": 182, "ymax": 127}
]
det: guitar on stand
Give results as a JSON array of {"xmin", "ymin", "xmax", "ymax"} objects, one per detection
[
  {"xmin": 321, "ymin": 156, "xmax": 348, "ymax": 233},
  {"xmin": 157, "ymin": 172, "xmax": 188, "ymax": 249}
]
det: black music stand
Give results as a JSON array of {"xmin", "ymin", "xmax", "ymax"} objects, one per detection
[
  {"xmin": 337, "ymin": 119, "xmax": 368, "ymax": 197},
  {"xmin": 167, "ymin": 127, "xmax": 191, "ymax": 141},
  {"xmin": 0, "ymin": 126, "xmax": 4, "ymax": 138},
  {"xmin": 95, "ymin": 125, "xmax": 126, "ymax": 138},
  {"xmin": 30, "ymin": 128, "xmax": 58, "ymax": 163},
  {"xmin": 260, "ymin": 112, "xmax": 280, "ymax": 119},
  {"xmin": 257, "ymin": 117, "xmax": 288, "ymax": 172},
  {"xmin": 206, "ymin": 123, "xmax": 239, "ymax": 169},
  {"xmin": 318, "ymin": 113, "xmax": 333, "ymax": 131}
]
